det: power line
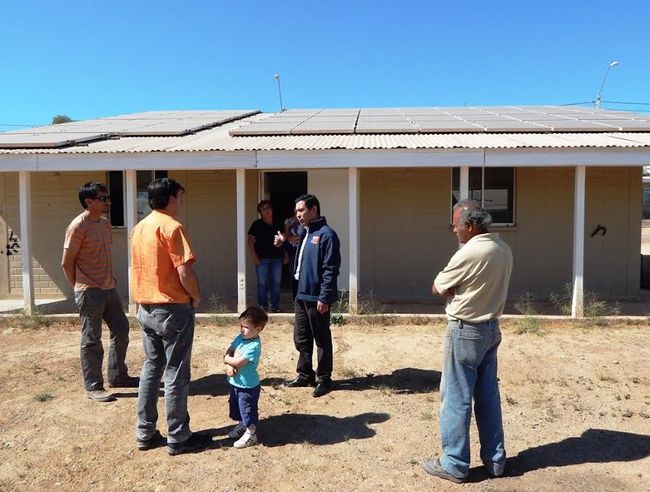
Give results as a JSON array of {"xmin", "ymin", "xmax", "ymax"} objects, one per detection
[
  {"xmin": 601, "ymin": 100, "xmax": 650, "ymax": 106},
  {"xmin": 560, "ymin": 101, "xmax": 594, "ymax": 106}
]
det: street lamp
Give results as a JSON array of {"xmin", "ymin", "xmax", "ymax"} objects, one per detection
[
  {"xmin": 273, "ymin": 74, "xmax": 286, "ymax": 112},
  {"xmin": 595, "ymin": 60, "xmax": 619, "ymax": 109}
]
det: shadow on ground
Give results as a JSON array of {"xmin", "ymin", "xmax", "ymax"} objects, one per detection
[
  {"xmin": 336, "ymin": 368, "xmax": 441, "ymax": 394},
  {"xmin": 259, "ymin": 412, "xmax": 390, "ymax": 446},
  {"xmin": 467, "ymin": 428, "xmax": 650, "ymax": 481},
  {"xmin": 258, "ymin": 368, "xmax": 440, "ymax": 394},
  {"xmin": 189, "ymin": 374, "xmax": 230, "ymax": 396}
]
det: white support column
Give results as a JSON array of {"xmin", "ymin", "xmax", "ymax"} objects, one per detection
[
  {"xmin": 348, "ymin": 167, "xmax": 359, "ymax": 315},
  {"xmin": 18, "ymin": 171, "xmax": 34, "ymax": 314},
  {"xmin": 236, "ymin": 169, "xmax": 247, "ymax": 313},
  {"xmin": 571, "ymin": 165, "xmax": 586, "ymax": 318},
  {"xmin": 125, "ymin": 170, "xmax": 137, "ymax": 315},
  {"xmin": 459, "ymin": 166, "xmax": 469, "ymax": 200}
]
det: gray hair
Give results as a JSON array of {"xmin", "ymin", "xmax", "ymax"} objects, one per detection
[{"xmin": 454, "ymin": 199, "xmax": 493, "ymax": 232}]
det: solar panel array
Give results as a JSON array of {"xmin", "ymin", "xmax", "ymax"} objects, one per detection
[
  {"xmin": 230, "ymin": 106, "xmax": 650, "ymax": 136},
  {"xmin": 0, "ymin": 110, "xmax": 259, "ymax": 148}
]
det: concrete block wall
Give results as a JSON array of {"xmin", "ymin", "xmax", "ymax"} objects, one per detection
[{"xmin": 1, "ymin": 171, "xmax": 103, "ymax": 300}]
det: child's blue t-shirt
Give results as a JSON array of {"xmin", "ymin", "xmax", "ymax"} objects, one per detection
[{"xmin": 227, "ymin": 334, "xmax": 261, "ymax": 388}]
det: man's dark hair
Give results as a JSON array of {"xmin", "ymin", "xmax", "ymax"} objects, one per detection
[
  {"xmin": 147, "ymin": 178, "xmax": 185, "ymax": 210},
  {"xmin": 78, "ymin": 182, "xmax": 108, "ymax": 209},
  {"xmin": 454, "ymin": 199, "xmax": 493, "ymax": 233},
  {"xmin": 295, "ymin": 193, "xmax": 320, "ymax": 215},
  {"xmin": 240, "ymin": 306, "xmax": 269, "ymax": 328},
  {"xmin": 257, "ymin": 199, "xmax": 273, "ymax": 214}
]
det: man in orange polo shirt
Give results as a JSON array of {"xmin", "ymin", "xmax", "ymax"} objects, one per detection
[
  {"xmin": 131, "ymin": 178, "xmax": 211, "ymax": 455},
  {"xmin": 62, "ymin": 182, "xmax": 137, "ymax": 403}
]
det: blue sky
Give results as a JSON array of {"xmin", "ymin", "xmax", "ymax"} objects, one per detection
[{"xmin": 1, "ymin": 0, "xmax": 649, "ymax": 130}]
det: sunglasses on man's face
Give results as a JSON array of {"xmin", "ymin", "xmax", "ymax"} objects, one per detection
[{"xmin": 94, "ymin": 195, "xmax": 111, "ymax": 202}]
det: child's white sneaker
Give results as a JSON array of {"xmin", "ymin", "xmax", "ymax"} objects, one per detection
[
  {"xmin": 233, "ymin": 431, "xmax": 258, "ymax": 449},
  {"xmin": 228, "ymin": 423, "xmax": 247, "ymax": 439}
]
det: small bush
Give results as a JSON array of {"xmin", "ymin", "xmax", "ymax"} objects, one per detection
[
  {"xmin": 331, "ymin": 312, "xmax": 346, "ymax": 326},
  {"xmin": 549, "ymin": 284, "xmax": 619, "ymax": 322},
  {"xmin": 0, "ymin": 309, "xmax": 52, "ymax": 330},
  {"xmin": 333, "ymin": 289, "xmax": 383, "ymax": 315},
  {"xmin": 35, "ymin": 391, "xmax": 54, "ymax": 402},
  {"xmin": 514, "ymin": 293, "xmax": 542, "ymax": 335}
]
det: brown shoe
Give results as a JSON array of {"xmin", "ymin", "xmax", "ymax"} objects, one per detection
[{"xmin": 86, "ymin": 389, "xmax": 116, "ymax": 402}]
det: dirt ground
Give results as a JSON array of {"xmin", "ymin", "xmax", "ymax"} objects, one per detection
[{"xmin": 0, "ymin": 317, "xmax": 649, "ymax": 492}]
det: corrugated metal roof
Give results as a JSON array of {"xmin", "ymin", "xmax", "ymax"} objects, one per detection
[
  {"xmin": 2, "ymin": 132, "xmax": 650, "ymax": 154},
  {"xmin": 2, "ymin": 107, "xmax": 650, "ymax": 154}
]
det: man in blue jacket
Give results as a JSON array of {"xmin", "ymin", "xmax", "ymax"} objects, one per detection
[{"xmin": 274, "ymin": 194, "xmax": 341, "ymax": 397}]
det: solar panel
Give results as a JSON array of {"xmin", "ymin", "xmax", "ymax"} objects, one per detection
[
  {"xmin": 0, "ymin": 110, "xmax": 260, "ymax": 148},
  {"xmin": 417, "ymin": 121, "xmax": 484, "ymax": 133},
  {"xmin": 356, "ymin": 120, "xmax": 419, "ymax": 133},
  {"xmin": 0, "ymin": 132, "xmax": 105, "ymax": 148}
]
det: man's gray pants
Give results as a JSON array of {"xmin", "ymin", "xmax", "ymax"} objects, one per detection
[
  {"xmin": 75, "ymin": 287, "xmax": 130, "ymax": 391},
  {"xmin": 135, "ymin": 303, "xmax": 195, "ymax": 444}
]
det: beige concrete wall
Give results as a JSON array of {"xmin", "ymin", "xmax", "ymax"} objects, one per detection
[
  {"xmin": 501, "ymin": 167, "xmax": 574, "ymax": 298},
  {"xmin": 359, "ymin": 166, "xmax": 642, "ymax": 301},
  {"xmin": 308, "ymin": 169, "xmax": 350, "ymax": 291},
  {"xmin": 360, "ymin": 168, "xmax": 457, "ymax": 300},
  {"xmin": 1, "ymin": 171, "xmax": 105, "ymax": 299},
  {"xmin": 0, "ymin": 166, "xmax": 642, "ymax": 305},
  {"xmin": 584, "ymin": 166, "xmax": 641, "ymax": 297},
  {"xmin": 170, "ymin": 170, "xmax": 240, "ymax": 307}
]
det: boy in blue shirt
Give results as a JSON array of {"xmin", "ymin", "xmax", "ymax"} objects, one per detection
[{"xmin": 223, "ymin": 306, "xmax": 268, "ymax": 448}]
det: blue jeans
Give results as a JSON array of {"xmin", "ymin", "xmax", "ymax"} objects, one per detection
[
  {"xmin": 135, "ymin": 303, "xmax": 195, "ymax": 444},
  {"xmin": 439, "ymin": 318, "xmax": 505, "ymax": 479},
  {"xmin": 229, "ymin": 385, "xmax": 260, "ymax": 428},
  {"xmin": 255, "ymin": 258, "xmax": 282, "ymax": 310}
]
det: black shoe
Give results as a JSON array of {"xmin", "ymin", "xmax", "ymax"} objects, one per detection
[
  {"xmin": 136, "ymin": 430, "xmax": 166, "ymax": 451},
  {"xmin": 167, "ymin": 433, "xmax": 212, "ymax": 456},
  {"xmin": 312, "ymin": 379, "xmax": 332, "ymax": 398},
  {"xmin": 108, "ymin": 375, "xmax": 140, "ymax": 388},
  {"xmin": 283, "ymin": 376, "xmax": 316, "ymax": 388}
]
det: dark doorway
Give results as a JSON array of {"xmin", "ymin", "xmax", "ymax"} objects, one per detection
[
  {"xmin": 265, "ymin": 172, "xmax": 308, "ymax": 224},
  {"xmin": 264, "ymin": 172, "xmax": 308, "ymax": 293}
]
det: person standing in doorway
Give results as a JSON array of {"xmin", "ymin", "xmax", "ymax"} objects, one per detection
[
  {"xmin": 275, "ymin": 194, "xmax": 341, "ymax": 398},
  {"xmin": 62, "ymin": 182, "xmax": 137, "ymax": 403},
  {"xmin": 248, "ymin": 200, "xmax": 285, "ymax": 313},
  {"xmin": 422, "ymin": 199, "xmax": 513, "ymax": 483},
  {"xmin": 131, "ymin": 178, "xmax": 211, "ymax": 455}
]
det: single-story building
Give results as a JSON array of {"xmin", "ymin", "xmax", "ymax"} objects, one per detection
[{"xmin": 1, "ymin": 106, "xmax": 649, "ymax": 317}]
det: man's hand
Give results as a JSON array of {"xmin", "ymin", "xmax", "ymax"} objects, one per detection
[
  {"xmin": 317, "ymin": 301, "xmax": 330, "ymax": 314},
  {"xmin": 252, "ymin": 254, "xmax": 261, "ymax": 267},
  {"xmin": 226, "ymin": 366, "xmax": 237, "ymax": 377},
  {"xmin": 191, "ymin": 297, "xmax": 201, "ymax": 309},
  {"xmin": 443, "ymin": 287, "xmax": 456, "ymax": 299},
  {"xmin": 274, "ymin": 231, "xmax": 286, "ymax": 247}
]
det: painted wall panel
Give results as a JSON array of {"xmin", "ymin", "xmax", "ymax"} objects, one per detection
[{"xmin": 308, "ymin": 169, "xmax": 350, "ymax": 291}]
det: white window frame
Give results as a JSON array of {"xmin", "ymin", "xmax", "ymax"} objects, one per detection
[
  {"xmin": 451, "ymin": 167, "xmax": 516, "ymax": 226},
  {"xmin": 107, "ymin": 170, "xmax": 168, "ymax": 228}
]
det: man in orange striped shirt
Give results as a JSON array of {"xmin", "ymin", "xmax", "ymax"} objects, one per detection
[
  {"xmin": 131, "ymin": 178, "xmax": 211, "ymax": 455},
  {"xmin": 62, "ymin": 182, "xmax": 137, "ymax": 403}
]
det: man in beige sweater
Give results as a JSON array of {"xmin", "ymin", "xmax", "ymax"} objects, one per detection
[{"xmin": 422, "ymin": 199, "xmax": 513, "ymax": 484}]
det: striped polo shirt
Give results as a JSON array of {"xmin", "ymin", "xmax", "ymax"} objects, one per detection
[{"xmin": 63, "ymin": 212, "xmax": 116, "ymax": 291}]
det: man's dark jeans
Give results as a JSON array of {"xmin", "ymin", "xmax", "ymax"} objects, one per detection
[
  {"xmin": 74, "ymin": 287, "xmax": 130, "ymax": 391},
  {"xmin": 294, "ymin": 299, "xmax": 333, "ymax": 381},
  {"xmin": 135, "ymin": 303, "xmax": 195, "ymax": 444}
]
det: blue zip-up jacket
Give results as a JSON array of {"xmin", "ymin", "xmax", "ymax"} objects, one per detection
[{"xmin": 294, "ymin": 216, "xmax": 341, "ymax": 305}]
